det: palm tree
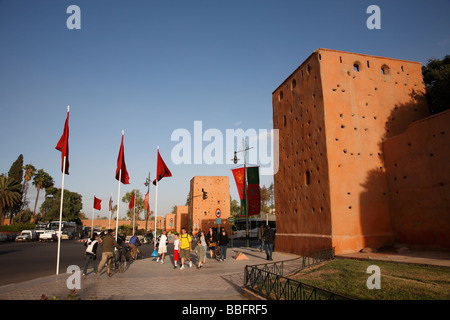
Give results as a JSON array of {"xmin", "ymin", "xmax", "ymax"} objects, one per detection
[
  {"xmin": 20, "ymin": 164, "xmax": 36, "ymax": 213},
  {"xmin": 0, "ymin": 175, "xmax": 22, "ymax": 225},
  {"xmin": 31, "ymin": 169, "xmax": 54, "ymax": 223}
]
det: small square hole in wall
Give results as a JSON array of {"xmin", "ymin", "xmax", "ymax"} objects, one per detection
[{"xmin": 305, "ymin": 171, "xmax": 311, "ymax": 186}]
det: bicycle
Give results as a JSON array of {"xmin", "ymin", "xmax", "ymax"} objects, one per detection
[
  {"xmin": 136, "ymin": 246, "xmax": 143, "ymax": 260},
  {"xmin": 106, "ymin": 248, "xmax": 127, "ymax": 277}
]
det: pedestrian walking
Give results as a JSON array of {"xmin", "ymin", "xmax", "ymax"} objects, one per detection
[
  {"xmin": 179, "ymin": 227, "xmax": 192, "ymax": 269},
  {"xmin": 206, "ymin": 228, "xmax": 217, "ymax": 259},
  {"xmin": 173, "ymin": 233, "xmax": 180, "ymax": 268},
  {"xmin": 194, "ymin": 239, "xmax": 206, "ymax": 268},
  {"xmin": 217, "ymin": 228, "xmax": 229, "ymax": 261},
  {"xmin": 257, "ymin": 224, "xmax": 265, "ymax": 252},
  {"xmin": 82, "ymin": 233, "xmax": 98, "ymax": 275},
  {"xmin": 199, "ymin": 231, "xmax": 207, "ymax": 264},
  {"xmin": 156, "ymin": 230, "xmax": 168, "ymax": 264},
  {"xmin": 263, "ymin": 225, "xmax": 275, "ymax": 261},
  {"xmin": 97, "ymin": 229, "xmax": 121, "ymax": 275}
]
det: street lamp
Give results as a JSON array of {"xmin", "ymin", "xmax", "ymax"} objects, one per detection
[
  {"xmin": 233, "ymin": 139, "xmax": 253, "ymax": 248},
  {"xmin": 144, "ymin": 172, "xmax": 151, "ymax": 232}
]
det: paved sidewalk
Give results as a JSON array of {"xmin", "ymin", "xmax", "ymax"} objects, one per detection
[{"xmin": 0, "ymin": 247, "xmax": 299, "ymax": 300}]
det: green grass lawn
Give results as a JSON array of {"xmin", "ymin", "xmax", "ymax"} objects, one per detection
[{"xmin": 290, "ymin": 258, "xmax": 450, "ymax": 300}]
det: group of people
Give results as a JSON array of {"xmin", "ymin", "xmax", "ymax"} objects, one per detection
[
  {"xmin": 81, "ymin": 229, "xmax": 141, "ymax": 276},
  {"xmin": 82, "ymin": 224, "xmax": 275, "ymax": 275},
  {"xmin": 155, "ymin": 227, "xmax": 229, "ymax": 269}
]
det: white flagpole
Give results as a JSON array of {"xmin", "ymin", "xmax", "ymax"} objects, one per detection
[
  {"xmin": 56, "ymin": 105, "xmax": 69, "ymax": 276},
  {"xmin": 91, "ymin": 193, "xmax": 95, "ymax": 238},
  {"xmin": 116, "ymin": 170, "xmax": 121, "ymax": 241},
  {"xmin": 154, "ymin": 146, "xmax": 159, "ymax": 240},
  {"xmin": 132, "ymin": 192, "xmax": 136, "ymax": 236},
  {"xmin": 109, "ymin": 192, "xmax": 112, "ymax": 230},
  {"xmin": 56, "ymin": 155, "xmax": 66, "ymax": 275},
  {"xmin": 115, "ymin": 130, "xmax": 124, "ymax": 241}
]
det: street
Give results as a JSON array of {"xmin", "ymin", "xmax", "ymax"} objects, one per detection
[
  {"xmin": 0, "ymin": 239, "xmax": 157, "ymax": 286},
  {"xmin": 0, "ymin": 237, "xmax": 252, "ymax": 287}
]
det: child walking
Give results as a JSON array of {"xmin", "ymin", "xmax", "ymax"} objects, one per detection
[
  {"xmin": 194, "ymin": 240, "xmax": 206, "ymax": 269},
  {"xmin": 173, "ymin": 234, "xmax": 180, "ymax": 269}
]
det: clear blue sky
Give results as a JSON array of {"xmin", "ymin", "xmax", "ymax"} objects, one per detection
[{"xmin": 1, "ymin": 0, "xmax": 449, "ymax": 220}]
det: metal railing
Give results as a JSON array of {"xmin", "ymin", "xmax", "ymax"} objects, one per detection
[{"xmin": 244, "ymin": 247, "xmax": 352, "ymax": 300}]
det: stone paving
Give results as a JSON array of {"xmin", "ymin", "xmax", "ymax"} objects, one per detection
[
  {"xmin": 0, "ymin": 246, "xmax": 299, "ymax": 300},
  {"xmin": 1, "ymin": 244, "xmax": 448, "ymax": 300}
]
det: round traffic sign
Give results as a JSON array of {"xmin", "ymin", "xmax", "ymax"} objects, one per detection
[{"xmin": 215, "ymin": 208, "xmax": 221, "ymax": 218}]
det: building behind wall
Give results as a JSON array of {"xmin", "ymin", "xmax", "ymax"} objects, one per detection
[
  {"xmin": 273, "ymin": 48, "xmax": 431, "ymax": 255},
  {"xmin": 188, "ymin": 176, "xmax": 231, "ymax": 234},
  {"xmin": 175, "ymin": 205, "xmax": 189, "ymax": 233}
]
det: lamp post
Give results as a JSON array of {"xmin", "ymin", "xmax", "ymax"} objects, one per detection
[
  {"xmin": 233, "ymin": 139, "xmax": 252, "ymax": 248},
  {"xmin": 144, "ymin": 172, "xmax": 151, "ymax": 232}
]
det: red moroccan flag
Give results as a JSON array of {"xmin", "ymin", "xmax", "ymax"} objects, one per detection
[
  {"xmin": 231, "ymin": 167, "xmax": 246, "ymax": 217},
  {"xmin": 129, "ymin": 193, "xmax": 136, "ymax": 210},
  {"xmin": 231, "ymin": 166, "xmax": 261, "ymax": 216},
  {"xmin": 153, "ymin": 149, "xmax": 172, "ymax": 185},
  {"xmin": 109, "ymin": 196, "xmax": 112, "ymax": 212},
  {"xmin": 55, "ymin": 107, "xmax": 69, "ymax": 174},
  {"xmin": 144, "ymin": 192, "xmax": 150, "ymax": 220},
  {"xmin": 115, "ymin": 132, "xmax": 130, "ymax": 184},
  {"xmin": 93, "ymin": 196, "xmax": 102, "ymax": 210}
]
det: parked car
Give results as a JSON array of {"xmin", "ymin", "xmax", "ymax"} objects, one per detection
[
  {"xmin": 15, "ymin": 230, "xmax": 37, "ymax": 242},
  {"xmin": 6, "ymin": 232, "xmax": 18, "ymax": 242},
  {"xmin": 61, "ymin": 231, "xmax": 70, "ymax": 240},
  {"xmin": 39, "ymin": 230, "xmax": 57, "ymax": 242},
  {"xmin": 0, "ymin": 232, "xmax": 7, "ymax": 242}
]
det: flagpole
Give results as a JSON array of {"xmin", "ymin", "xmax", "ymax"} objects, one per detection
[
  {"xmin": 56, "ymin": 105, "xmax": 69, "ymax": 276},
  {"xmin": 115, "ymin": 130, "xmax": 124, "ymax": 241},
  {"xmin": 56, "ymin": 158, "xmax": 66, "ymax": 275},
  {"xmin": 132, "ymin": 192, "xmax": 136, "ymax": 236},
  {"xmin": 109, "ymin": 192, "xmax": 112, "ymax": 230},
  {"xmin": 154, "ymin": 146, "xmax": 159, "ymax": 240},
  {"xmin": 91, "ymin": 193, "xmax": 95, "ymax": 238}
]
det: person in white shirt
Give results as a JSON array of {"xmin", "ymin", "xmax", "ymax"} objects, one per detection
[
  {"xmin": 82, "ymin": 233, "xmax": 99, "ymax": 275},
  {"xmin": 156, "ymin": 230, "xmax": 168, "ymax": 263}
]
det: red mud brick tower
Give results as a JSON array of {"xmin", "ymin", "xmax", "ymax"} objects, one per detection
[
  {"xmin": 273, "ymin": 48, "xmax": 429, "ymax": 255},
  {"xmin": 188, "ymin": 176, "xmax": 231, "ymax": 235},
  {"xmin": 175, "ymin": 205, "xmax": 189, "ymax": 233}
]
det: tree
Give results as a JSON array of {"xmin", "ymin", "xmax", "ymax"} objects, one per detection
[
  {"xmin": 40, "ymin": 187, "xmax": 83, "ymax": 222},
  {"xmin": 230, "ymin": 197, "xmax": 240, "ymax": 218},
  {"xmin": 0, "ymin": 175, "xmax": 22, "ymax": 225},
  {"xmin": 122, "ymin": 189, "xmax": 144, "ymax": 221},
  {"xmin": 260, "ymin": 185, "xmax": 271, "ymax": 214},
  {"xmin": 422, "ymin": 55, "xmax": 450, "ymax": 115},
  {"xmin": 20, "ymin": 164, "xmax": 36, "ymax": 213},
  {"xmin": 6, "ymin": 155, "xmax": 24, "ymax": 221},
  {"xmin": 31, "ymin": 169, "xmax": 54, "ymax": 222},
  {"xmin": 268, "ymin": 182, "xmax": 274, "ymax": 210}
]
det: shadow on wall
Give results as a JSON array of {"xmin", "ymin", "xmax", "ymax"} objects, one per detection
[{"xmin": 359, "ymin": 91, "xmax": 429, "ymax": 249}]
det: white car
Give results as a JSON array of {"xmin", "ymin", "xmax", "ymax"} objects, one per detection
[
  {"xmin": 15, "ymin": 230, "xmax": 37, "ymax": 242},
  {"xmin": 39, "ymin": 230, "xmax": 57, "ymax": 242}
]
